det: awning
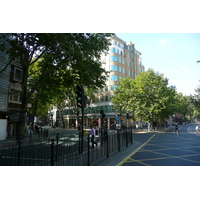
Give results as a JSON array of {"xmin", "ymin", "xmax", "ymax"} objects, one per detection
[
  {"xmin": 8, "ymin": 113, "xmax": 20, "ymax": 121},
  {"xmin": 8, "ymin": 114, "xmax": 30, "ymax": 122}
]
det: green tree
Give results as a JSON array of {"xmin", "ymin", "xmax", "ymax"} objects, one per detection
[
  {"xmin": 0, "ymin": 33, "xmax": 114, "ymax": 139},
  {"xmin": 112, "ymin": 69, "xmax": 177, "ymax": 124},
  {"xmin": 190, "ymin": 81, "xmax": 200, "ymax": 112},
  {"xmin": 190, "ymin": 82, "xmax": 200, "ymax": 121}
]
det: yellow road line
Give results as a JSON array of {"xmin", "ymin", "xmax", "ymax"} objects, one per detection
[
  {"xmin": 116, "ymin": 133, "xmax": 156, "ymax": 166},
  {"xmin": 134, "ymin": 149, "xmax": 200, "ymax": 165},
  {"xmin": 126, "ymin": 158, "xmax": 150, "ymax": 166},
  {"xmin": 141, "ymin": 146, "xmax": 200, "ymax": 154}
]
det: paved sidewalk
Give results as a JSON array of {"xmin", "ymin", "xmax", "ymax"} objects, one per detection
[{"xmin": 94, "ymin": 140, "xmax": 141, "ymax": 166}]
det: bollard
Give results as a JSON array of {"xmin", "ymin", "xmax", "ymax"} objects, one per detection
[{"xmin": 51, "ymin": 139, "xmax": 55, "ymax": 166}]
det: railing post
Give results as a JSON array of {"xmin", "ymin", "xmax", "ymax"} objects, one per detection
[
  {"xmin": 126, "ymin": 129, "xmax": 128, "ymax": 147},
  {"xmin": 55, "ymin": 133, "xmax": 59, "ymax": 161},
  {"xmin": 107, "ymin": 134, "xmax": 109, "ymax": 158},
  {"xmin": 79, "ymin": 131, "xmax": 81, "ymax": 154},
  {"xmin": 131, "ymin": 128, "xmax": 133, "ymax": 144},
  {"xmin": 100, "ymin": 128, "xmax": 103, "ymax": 146},
  {"xmin": 17, "ymin": 137, "xmax": 22, "ymax": 166},
  {"xmin": 38, "ymin": 127, "xmax": 40, "ymax": 140},
  {"xmin": 29, "ymin": 131, "xmax": 32, "ymax": 142},
  {"xmin": 87, "ymin": 134, "xmax": 90, "ymax": 166},
  {"xmin": 117, "ymin": 130, "xmax": 120, "ymax": 151},
  {"xmin": 51, "ymin": 139, "xmax": 55, "ymax": 166}
]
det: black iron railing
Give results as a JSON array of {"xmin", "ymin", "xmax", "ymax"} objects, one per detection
[{"xmin": 0, "ymin": 128, "xmax": 133, "ymax": 166}]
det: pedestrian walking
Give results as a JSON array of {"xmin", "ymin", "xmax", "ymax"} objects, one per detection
[
  {"xmin": 174, "ymin": 123, "xmax": 179, "ymax": 135},
  {"xmin": 90, "ymin": 125, "xmax": 97, "ymax": 148},
  {"xmin": 27, "ymin": 126, "xmax": 32, "ymax": 135},
  {"xmin": 147, "ymin": 121, "xmax": 151, "ymax": 132},
  {"xmin": 195, "ymin": 125, "xmax": 199, "ymax": 133},
  {"xmin": 77, "ymin": 124, "xmax": 81, "ymax": 131}
]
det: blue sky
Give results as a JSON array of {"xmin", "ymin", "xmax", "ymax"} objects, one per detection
[{"xmin": 116, "ymin": 33, "xmax": 200, "ymax": 96}]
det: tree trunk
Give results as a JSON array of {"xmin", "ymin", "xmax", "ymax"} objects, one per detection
[
  {"xmin": 16, "ymin": 109, "xmax": 27, "ymax": 140},
  {"xmin": 16, "ymin": 95, "xmax": 28, "ymax": 140}
]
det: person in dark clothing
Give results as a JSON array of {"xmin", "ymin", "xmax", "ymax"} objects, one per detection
[{"xmin": 174, "ymin": 123, "xmax": 179, "ymax": 135}]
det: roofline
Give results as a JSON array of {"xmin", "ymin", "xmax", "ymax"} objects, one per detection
[{"xmin": 112, "ymin": 35, "xmax": 127, "ymax": 44}]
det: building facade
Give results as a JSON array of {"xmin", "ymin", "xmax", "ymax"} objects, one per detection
[
  {"xmin": 0, "ymin": 42, "xmax": 23, "ymax": 138},
  {"xmin": 59, "ymin": 35, "xmax": 145, "ymax": 129}
]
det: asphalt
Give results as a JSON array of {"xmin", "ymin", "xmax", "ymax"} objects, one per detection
[{"xmin": 94, "ymin": 129, "xmax": 167, "ymax": 166}]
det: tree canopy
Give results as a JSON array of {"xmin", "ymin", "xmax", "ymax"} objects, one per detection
[
  {"xmin": 190, "ymin": 81, "xmax": 200, "ymax": 112},
  {"xmin": 0, "ymin": 33, "xmax": 114, "ymax": 138},
  {"xmin": 112, "ymin": 69, "xmax": 178, "ymax": 122}
]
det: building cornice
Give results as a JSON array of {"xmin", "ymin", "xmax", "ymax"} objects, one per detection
[{"xmin": 112, "ymin": 35, "xmax": 127, "ymax": 44}]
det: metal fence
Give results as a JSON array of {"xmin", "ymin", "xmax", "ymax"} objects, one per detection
[{"xmin": 0, "ymin": 128, "xmax": 133, "ymax": 166}]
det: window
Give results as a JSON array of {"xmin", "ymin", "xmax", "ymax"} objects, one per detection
[
  {"xmin": 119, "ymin": 67, "xmax": 125, "ymax": 73},
  {"xmin": 128, "ymin": 62, "xmax": 131, "ymax": 67},
  {"xmin": 110, "ymin": 55, "xmax": 118, "ymax": 61},
  {"xmin": 110, "ymin": 65, "xmax": 118, "ymax": 71},
  {"xmin": 14, "ymin": 57, "xmax": 20, "ymax": 62},
  {"xmin": 110, "ymin": 75, "xmax": 118, "ymax": 81},
  {"xmin": 111, "ymin": 47, "xmax": 116, "ymax": 53},
  {"xmin": 105, "ymin": 85, "xmax": 108, "ymax": 91},
  {"xmin": 112, "ymin": 40, "xmax": 117, "ymax": 45},
  {"xmin": 14, "ymin": 68, "xmax": 22, "ymax": 82},
  {"xmin": 111, "ymin": 85, "xmax": 118, "ymax": 91},
  {"xmin": 9, "ymin": 89, "xmax": 21, "ymax": 103},
  {"xmin": 105, "ymin": 96, "xmax": 108, "ymax": 101},
  {"xmin": 100, "ymin": 96, "xmax": 104, "ymax": 102},
  {"xmin": 132, "ymin": 62, "xmax": 135, "ymax": 69}
]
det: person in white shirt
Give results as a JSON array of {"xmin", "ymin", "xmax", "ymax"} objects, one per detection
[{"xmin": 195, "ymin": 125, "xmax": 199, "ymax": 133}]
